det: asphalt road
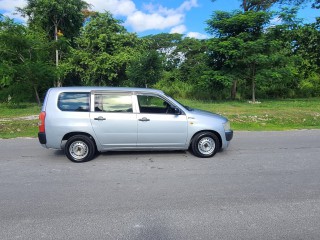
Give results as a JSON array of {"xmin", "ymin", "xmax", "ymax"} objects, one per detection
[{"xmin": 1, "ymin": 130, "xmax": 320, "ymax": 240}]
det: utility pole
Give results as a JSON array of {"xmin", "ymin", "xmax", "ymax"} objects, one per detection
[{"xmin": 54, "ymin": 21, "xmax": 61, "ymax": 87}]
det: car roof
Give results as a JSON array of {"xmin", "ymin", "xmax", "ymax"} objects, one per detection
[{"xmin": 49, "ymin": 86, "xmax": 164, "ymax": 94}]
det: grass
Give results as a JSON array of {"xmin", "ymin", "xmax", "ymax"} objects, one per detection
[
  {"xmin": 0, "ymin": 99, "xmax": 320, "ymax": 138},
  {"xmin": 0, "ymin": 103, "xmax": 41, "ymax": 117},
  {"xmin": 0, "ymin": 103, "xmax": 41, "ymax": 139},
  {"xmin": 180, "ymin": 98, "xmax": 320, "ymax": 131}
]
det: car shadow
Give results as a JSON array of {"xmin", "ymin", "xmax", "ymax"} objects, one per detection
[
  {"xmin": 97, "ymin": 150, "xmax": 189, "ymax": 157},
  {"xmin": 50, "ymin": 149, "xmax": 190, "ymax": 163}
]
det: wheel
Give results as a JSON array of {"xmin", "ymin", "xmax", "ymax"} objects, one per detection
[
  {"xmin": 191, "ymin": 132, "xmax": 220, "ymax": 158},
  {"xmin": 65, "ymin": 135, "xmax": 96, "ymax": 163}
]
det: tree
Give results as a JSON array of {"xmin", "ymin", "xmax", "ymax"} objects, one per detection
[
  {"xmin": 143, "ymin": 33, "xmax": 210, "ymax": 99},
  {"xmin": 127, "ymin": 50, "xmax": 163, "ymax": 88},
  {"xmin": 143, "ymin": 33, "xmax": 184, "ymax": 71},
  {"xmin": 211, "ymin": 0, "xmax": 310, "ymax": 12},
  {"xmin": 144, "ymin": 33, "xmax": 183, "ymax": 51},
  {"xmin": 241, "ymin": 0, "xmax": 278, "ymax": 11},
  {"xmin": 18, "ymin": 0, "xmax": 89, "ymax": 40},
  {"xmin": 239, "ymin": 0, "xmax": 311, "ymax": 11},
  {"xmin": 17, "ymin": 0, "xmax": 90, "ymax": 86},
  {"xmin": 206, "ymin": 2, "xmax": 319, "ymax": 100},
  {"xmin": 65, "ymin": 12, "xmax": 142, "ymax": 86},
  {"xmin": 313, "ymin": 0, "xmax": 320, "ymax": 8},
  {"xmin": 206, "ymin": 10, "xmax": 272, "ymax": 101},
  {"xmin": 0, "ymin": 15, "xmax": 56, "ymax": 104}
]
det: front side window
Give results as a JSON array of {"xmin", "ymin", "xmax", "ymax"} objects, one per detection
[
  {"xmin": 138, "ymin": 95, "xmax": 173, "ymax": 114},
  {"xmin": 58, "ymin": 92, "xmax": 90, "ymax": 112},
  {"xmin": 94, "ymin": 94, "xmax": 133, "ymax": 113}
]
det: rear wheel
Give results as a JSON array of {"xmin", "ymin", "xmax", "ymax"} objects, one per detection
[
  {"xmin": 65, "ymin": 135, "xmax": 96, "ymax": 163},
  {"xmin": 191, "ymin": 132, "xmax": 220, "ymax": 158}
]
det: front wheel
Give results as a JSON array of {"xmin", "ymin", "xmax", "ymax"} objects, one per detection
[
  {"xmin": 191, "ymin": 132, "xmax": 220, "ymax": 158},
  {"xmin": 65, "ymin": 135, "xmax": 96, "ymax": 163}
]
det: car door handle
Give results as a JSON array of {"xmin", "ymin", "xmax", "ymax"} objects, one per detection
[
  {"xmin": 94, "ymin": 116, "xmax": 106, "ymax": 121},
  {"xmin": 138, "ymin": 117, "xmax": 150, "ymax": 122}
]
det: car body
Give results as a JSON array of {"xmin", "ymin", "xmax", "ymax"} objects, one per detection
[{"xmin": 38, "ymin": 87, "xmax": 233, "ymax": 162}]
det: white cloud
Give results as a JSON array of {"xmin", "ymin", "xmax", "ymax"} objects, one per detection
[
  {"xmin": 124, "ymin": 0, "xmax": 198, "ymax": 33},
  {"xmin": 126, "ymin": 10, "xmax": 184, "ymax": 32},
  {"xmin": 186, "ymin": 32, "xmax": 208, "ymax": 39},
  {"xmin": 0, "ymin": 0, "xmax": 26, "ymax": 12},
  {"xmin": 2, "ymin": 11, "xmax": 27, "ymax": 22},
  {"xmin": 0, "ymin": 0, "xmax": 200, "ymax": 34},
  {"xmin": 170, "ymin": 25, "xmax": 187, "ymax": 34},
  {"xmin": 0, "ymin": 0, "xmax": 27, "ymax": 21},
  {"xmin": 142, "ymin": 0, "xmax": 198, "ymax": 16},
  {"xmin": 86, "ymin": 0, "xmax": 136, "ymax": 16},
  {"xmin": 178, "ymin": 0, "xmax": 198, "ymax": 12}
]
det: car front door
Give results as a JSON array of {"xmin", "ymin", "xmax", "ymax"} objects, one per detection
[
  {"xmin": 90, "ymin": 92, "xmax": 137, "ymax": 149},
  {"xmin": 136, "ymin": 94, "xmax": 188, "ymax": 148}
]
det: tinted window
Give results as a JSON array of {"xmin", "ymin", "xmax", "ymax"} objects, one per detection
[
  {"xmin": 95, "ymin": 94, "xmax": 132, "ymax": 113},
  {"xmin": 58, "ymin": 92, "xmax": 90, "ymax": 112}
]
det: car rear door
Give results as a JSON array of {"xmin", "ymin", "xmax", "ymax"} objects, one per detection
[{"xmin": 90, "ymin": 92, "xmax": 137, "ymax": 149}]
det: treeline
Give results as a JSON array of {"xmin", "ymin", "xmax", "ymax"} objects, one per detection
[{"xmin": 1, "ymin": 0, "xmax": 320, "ymax": 104}]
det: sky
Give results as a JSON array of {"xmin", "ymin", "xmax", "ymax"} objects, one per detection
[{"xmin": 0, "ymin": 0, "xmax": 319, "ymax": 39}]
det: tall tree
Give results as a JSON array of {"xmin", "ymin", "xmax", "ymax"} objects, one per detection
[
  {"xmin": 211, "ymin": 0, "xmax": 310, "ymax": 12},
  {"xmin": 176, "ymin": 38, "xmax": 208, "ymax": 82},
  {"xmin": 143, "ymin": 33, "xmax": 184, "ymax": 71},
  {"xmin": 240, "ymin": 0, "xmax": 311, "ymax": 11},
  {"xmin": 312, "ymin": 0, "xmax": 320, "ymax": 8},
  {"xmin": 143, "ymin": 33, "xmax": 210, "ymax": 99},
  {"xmin": 241, "ymin": 0, "xmax": 277, "ymax": 11},
  {"xmin": 0, "ymin": 15, "xmax": 56, "ymax": 104},
  {"xmin": 65, "ymin": 12, "xmax": 141, "ymax": 86},
  {"xmin": 206, "ymin": 10, "xmax": 272, "ymax": 101},
  {"xmin": 144, "ymin": 33, "xmax": 183, "ymax": 51},
  {"xmin": 17, "ymin": 0, "xmax": 89, "ymax": 40},
  {"xmin": 127, "ymin": 50, "xmax": 163, "ymax": 88},
  {"xmin": 17, "ymin": 0, "xmax": 90, "ymax": 86}
]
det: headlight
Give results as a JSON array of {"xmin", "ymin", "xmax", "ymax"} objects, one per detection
[{"xmin": 223, "ymin": 121, "xmax": 231, "ymax": 131}]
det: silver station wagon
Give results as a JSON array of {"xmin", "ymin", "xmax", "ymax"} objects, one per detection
[{"xmin": 38, "ymin": 87, "xmax": 233, "ymax": 162}]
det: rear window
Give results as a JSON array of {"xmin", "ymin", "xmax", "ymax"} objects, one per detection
[{"xmin": 58, "ymin": 92, "xmax": 90, "ymax": 112}]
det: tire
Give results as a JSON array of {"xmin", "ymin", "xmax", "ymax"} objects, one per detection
[
  {"xmin": 191, "ymin": 132, "xmax": 220, "ymax": 158},
  {"xmin": 65, "ymin": 135, "xmax": 96, "ymax": 163}
]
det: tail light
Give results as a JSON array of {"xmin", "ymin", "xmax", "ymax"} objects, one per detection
[{"xmin": 38, "ymin": 111, "xmax": 46, "ymax": 133}]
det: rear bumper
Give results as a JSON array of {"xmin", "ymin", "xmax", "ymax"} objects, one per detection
[
  {"xmin": 225, "ymin": 130, "xmax": 233, "ymax": 141},
  {"xmin": 38, "ymin": 132, "xmax": 47, "ymax": 144}
]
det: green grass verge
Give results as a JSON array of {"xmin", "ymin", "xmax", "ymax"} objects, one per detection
[
  {"xmin": 180, "ymin": 98, "xmax": 320, "ymax": 131},
  {"xmin": 0, "ymin": 119, "xmax": 39, "ymax": 138},
  {"xmin": 0, "ymin": 103, "xmax": 41, "ymax": 139},
  {"xmin": 0, "ymin": 103, "xmax": 41, "ymax": 117},
  {"xmin": 0, "ymin": 99, "xmax": 319, "ymax": 139}
]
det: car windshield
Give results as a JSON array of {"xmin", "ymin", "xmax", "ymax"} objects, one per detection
[{"xmin": 165, "ymin": 94, "xmax": 193, "ymax": 111}]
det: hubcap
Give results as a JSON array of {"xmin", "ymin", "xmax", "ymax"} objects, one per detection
[
  {"xmin": 198, "ymin": 137, "xmax": 215, "ymax": 155},
  {"xmin": 69, "ymin": 141, "xmax": 89, "ymax": 160}
]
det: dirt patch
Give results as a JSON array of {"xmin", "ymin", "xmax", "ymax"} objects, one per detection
[{"xmin": 0, "ymin": 115, "xmax": 38, "ymax": 122}]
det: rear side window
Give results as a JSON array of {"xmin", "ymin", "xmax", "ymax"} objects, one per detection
[{"xmin": 58, "ymin": 92, "xmax": 90, "ymax": 112}]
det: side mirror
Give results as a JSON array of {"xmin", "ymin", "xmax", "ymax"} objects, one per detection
[{"xmin": 173, "ymin": 107, "xmax": 181, "ymax": 115}]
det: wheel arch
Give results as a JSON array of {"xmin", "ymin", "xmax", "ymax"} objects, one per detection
[
  {"xmin": 189, "ymin": 130, "xmax": 222, "ymax": 150},
  {"xmin": 62, "ymin": 132, "xmax": 98, "ymax": 150}
]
